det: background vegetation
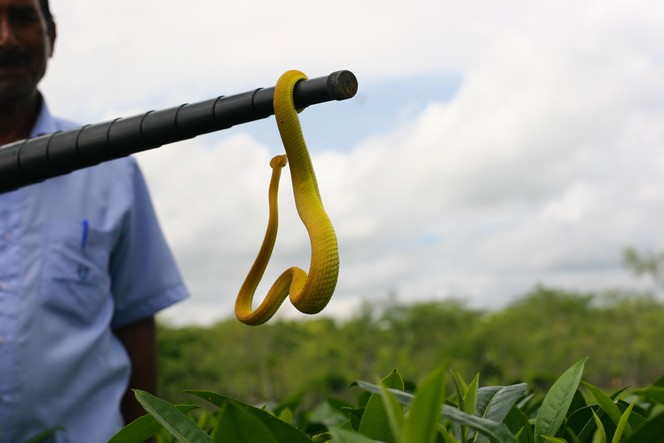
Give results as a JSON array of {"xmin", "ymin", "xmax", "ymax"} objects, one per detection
[
  {"xmin": 156, "ymin": 248, "xmax": 664, "ymax": 408},
  {"xmin": 116, "ymin": 249, "xmax": 664, "ymax": 442}
]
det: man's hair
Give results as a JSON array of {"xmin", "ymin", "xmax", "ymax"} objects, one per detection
[{"xmin": 39, "ymin": 0, "xmax": 54, "ymax": 31}]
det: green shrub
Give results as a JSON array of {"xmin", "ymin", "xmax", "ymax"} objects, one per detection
[{"xmin": 109, "ymin": 358, "xmax": 664, "ymax": 442}]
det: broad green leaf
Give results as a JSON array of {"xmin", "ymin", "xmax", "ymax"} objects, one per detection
[
  {"xmin": 184, "ymin": 390, "xmax": 312, "ymax": 443},
  {"xmin": 540, "ymin": 437, "xmax": 567, "ymax": 443},
  {"xmin": 591, "ymin": 410, "xmax": 607, "ymax": 443},
  {"xmin": 109, "ymin": 405, "xmax": 199, "ymax": 443},
  {"xmin": 476, "ymin": 386, "xmax": 502, "ymax": 416},
  {"xmin": 611, "ymin": 399, "xmax": 635, "ymax": 443},
  {"xmin": 534, "ymin": 358, "xmax": 588, "ymax": 441},
  {"xmin": 328, "ymin": 427, "xmax": 383, "ymax": 443},
  {"xmin": 477, "ymin": 384, "xmax": 529, "ymax": 420},
  {"xmin": 359, "ymin": 369, "xmax": 404, "ymax": 442},
  {"xmin": 355, "ymin": 380, "xmax": 518, "ymax": 443},
  {"xmin": 402, "ymin": 367, "xmax": 447, "ymax": 443},
  {"xmin": 213, "ymin": 401, "xmax": 277, "ymax": 443},
  {"xmin": 582, "ymin": 381, "xmax": 625, "ymax": 431},
  {"xmin": 476, "ymin": 384, "xmax": 529, "ymax": 443},
  {"xmin": 134, "ymin": 390, "xmax": 211, "ymax": 443}
]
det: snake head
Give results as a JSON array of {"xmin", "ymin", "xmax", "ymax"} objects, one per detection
[{"xmin": 270, "ymin": 155, "xmax": 288, "ymax": 169}]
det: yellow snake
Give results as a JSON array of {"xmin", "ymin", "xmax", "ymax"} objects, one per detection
[{"xmin": 235, "ymin": 70, "xmax": 340, "ymax": 326}]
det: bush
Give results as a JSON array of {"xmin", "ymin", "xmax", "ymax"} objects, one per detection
[{"xmin": 110, "ymin": 358, "xmax": 664, "ymax": 442}]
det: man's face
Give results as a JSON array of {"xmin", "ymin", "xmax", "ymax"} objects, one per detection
[{"xmin": 0, "ymin": 0, "xmax": 55, "ymax": 105}]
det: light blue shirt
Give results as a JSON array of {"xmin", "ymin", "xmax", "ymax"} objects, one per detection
[{"xmin": 0, "ymin": 98, "xmax": 189, "ymax": 442}]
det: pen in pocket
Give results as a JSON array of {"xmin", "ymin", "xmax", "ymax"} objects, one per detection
[{"xmin": 81, "ymin": 219, "xmax": 89, "ymax": 249}]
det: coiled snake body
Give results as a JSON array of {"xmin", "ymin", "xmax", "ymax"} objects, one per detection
[{"xmin": 235, "ymin": 70, "xmax": 340, "ymax": 326}]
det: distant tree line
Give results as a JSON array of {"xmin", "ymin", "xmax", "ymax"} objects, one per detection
[{"xmin": 157, "ymin": 284, "xmax": 664, "ymax": 407}]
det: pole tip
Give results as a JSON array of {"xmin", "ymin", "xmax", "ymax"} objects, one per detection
[{"xmin": 326, "ymin": 70, "xmax": 358, "ymax": 101}]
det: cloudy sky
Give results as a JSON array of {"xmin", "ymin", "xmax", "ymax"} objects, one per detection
[{"xmin": 40, "ymin": 1, "xmax": 664, "ymax": 325}]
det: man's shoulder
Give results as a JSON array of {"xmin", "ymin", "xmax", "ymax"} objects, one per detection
[
  {"xmin": 31, "ymin": 96, "xmax": 77, "ymax": 137},
  {"xmin": 51, "ymin": 115, "xmax": 80, "ymax": 132},
  {"xmin": 33, "ymin": 98, "xmax": 143, "ymax": 187}
]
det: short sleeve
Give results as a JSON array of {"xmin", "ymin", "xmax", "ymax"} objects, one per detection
[{"xmin": 109, "ymin": 158, "xmax": 188, "ymax": 328}]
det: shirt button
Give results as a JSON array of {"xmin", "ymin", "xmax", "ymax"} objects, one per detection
[
  {"xmin": 0, "ymin": 282, "xmax": 11, "ymax": 292},
  {"xmin": 2, "ymin": 231, "xmax": 12, "ymax": 241},
  {"xmin": 0, "ymin": 337, "xmax": 5, "ymax": 345}
]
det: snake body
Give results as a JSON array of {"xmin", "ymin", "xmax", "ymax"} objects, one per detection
[{"xmin": 235, "ymin": 70, "xmax": 339, "ymax": 326}]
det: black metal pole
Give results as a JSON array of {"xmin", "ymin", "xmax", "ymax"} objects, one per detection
[{"xmin": 0, "ymin": 70, "xmax": 358, "ymax": 193}]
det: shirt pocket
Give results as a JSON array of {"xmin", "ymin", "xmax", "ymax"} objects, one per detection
[{"xmin": 40, "ymin": 222, "xmax": 114, "ymax": 326}]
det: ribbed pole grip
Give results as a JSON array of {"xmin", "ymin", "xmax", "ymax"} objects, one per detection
[{"xmin": 0, "ymin": 70, "xmax": 358, "ymax": 193}]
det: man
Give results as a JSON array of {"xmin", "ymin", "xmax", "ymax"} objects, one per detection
[{"xmin": 0, "ymin": 0, "xmax": 189, "ymax": 441}]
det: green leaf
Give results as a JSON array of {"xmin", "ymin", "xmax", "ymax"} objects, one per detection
[
  {"xmin": 632, "ymin": 386, "xmax": 664, "ymax": 405},
  {"xmin": 109, "ymin": 405, "xmax": 199, "ymax": 443},
  {"xmin": 566, "ymin": 405, "xmax": 602, "ymax": 442},
  {"xmin": 591, "ymin": 410, "xmax": 607, "ymax": 443},
  {"xmin": 483, "ymin": 384, "xmax": 529, "ymax": 421},
  {"xmin": 443, "ymin": 405, "xmax": 519, "ymax": 443},
  {"xmin": 134, "ymin": 390, "xmax": 211, "ymax": 443},
  {"xmin": 402, "ymin": 367, "xmax": 447, "ymax": 443},
  {"xmin": 328, "ymin": 427, "xmax": 383, "ymax": 443},
  {"xmin": 449, "ymin": 371, "xmax": 471, "ymax": 443},
  {"xmin": 312, "ymin": 433, "xmax": 333, "ymax": 443},
  {"xmin": 534, "ymin": 358, "xmax": 588, "ymax": 441},
  {"xmin": 476, "ymin": 386, "xmax": 502, "ymax": 415},
  {"xmin": 213, "ymin": 401, "xmax": 277, "ymax": 443},
  {"xmin": 439, "ymin": 425, "xmax": 458, "ymax": 443},
  {"xmin": 379, "ymin": 382, "xmax": 406, "ymax": 441},
  {"xmin": 569, "ymin": 388, "xmax": 589, "ymax": 416},
  {"xmin": 464, "ymin": 374, "xmax": 480, "ymax": 415},
  {"xmin": 611, "ymin": 399, "xmax": 635, "ymax": 443},
  {"xmin": 582, "ymin": 381, "xmax": 625, "ymax": 431},
  {"xmin": 450, "ymin": 371, "xmax": 469, "ymax": 412},
  {"xmin": 359, "ymin": 369, "xmax": 404, "ymax": 442},
  {"xmin": 355, "ymin": 380, "xmax": 518, "ymax": 443},
  {"xmin": 278, "ymin": 407, "xmax": 294, "ymax": 424},
  {"xmin": 476, "ymin": 384, "xmax": 529, "ymax": 443},
  {"xmin": 504, "ymin": 406, "xmax": 535, "ymax": 443},
  {"xmin": 624, "ymin": 412, "xmax": 664, "ymax": 442},
  {"xmin": 184, "ymin": 390, "xmax": 312, "ymax": 443},
  {"xmin": 540, "ymin": 437, "xmax": 567, "ymax": 443}
]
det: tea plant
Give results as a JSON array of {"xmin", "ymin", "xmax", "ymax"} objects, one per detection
[{"xmin": 107, "ymin": 357, "xmax": 664, "ymax": 442}]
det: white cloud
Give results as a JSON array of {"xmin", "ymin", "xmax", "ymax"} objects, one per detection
[{"xmin": 39, "ymin": 1, "xmax": 664, "ymax": 324}]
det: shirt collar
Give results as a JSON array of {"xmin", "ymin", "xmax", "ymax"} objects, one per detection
[{"xmin": 29, "ymin": 93, "xmax": 59, "ymax": 138}]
